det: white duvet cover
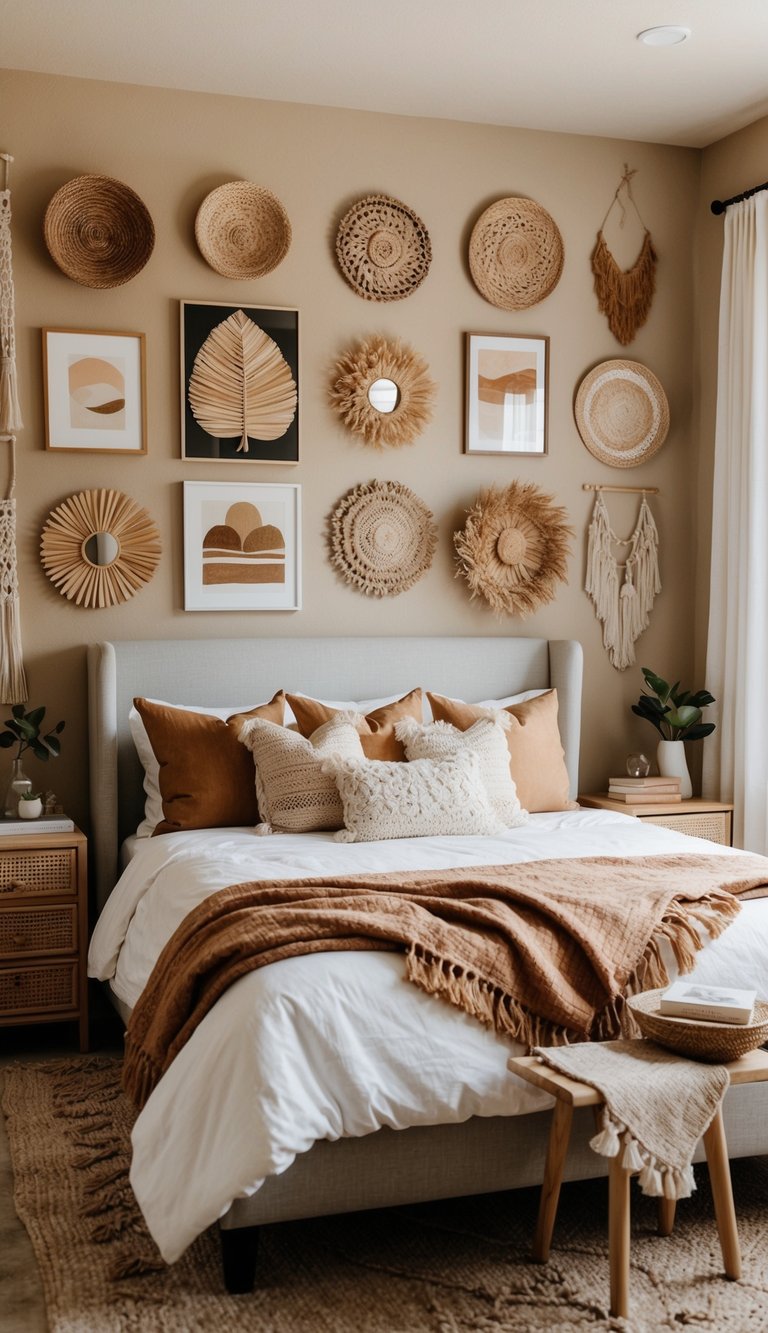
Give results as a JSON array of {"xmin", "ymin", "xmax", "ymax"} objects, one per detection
[{"xmin": 88, "ymin": 809, "xmax": 768, "ymax": 1262}]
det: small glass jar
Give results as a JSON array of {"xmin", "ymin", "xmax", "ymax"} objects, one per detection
[
  {"xmin": 626, "ymin": 753, "xmax": 651, "ymax": 778},
  {"xmin": 3, "ymin": 758, "xmax": 31, "ymax": 818}
]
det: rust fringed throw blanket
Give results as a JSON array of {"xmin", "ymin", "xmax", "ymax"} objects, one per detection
[{"xmin": 122, "ymin": 854, "xmax": 768, "ymax": 1109}]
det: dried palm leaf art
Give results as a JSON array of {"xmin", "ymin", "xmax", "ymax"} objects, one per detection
[
  {"xmin": 188, "ymin": 309, "xmax": 297, "ymax": 454},
  {"xmin": 454, "ymin": 481, "xmax": 573, "ymax": 617}
]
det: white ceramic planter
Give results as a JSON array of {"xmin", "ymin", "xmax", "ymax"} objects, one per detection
[
  {"xmin": 18, "ymin": 796, "xmax": 43, "ymax": 819},
  {"xmin": 656, "ymin": 739, "xmax": 692, "ymax": 799}
]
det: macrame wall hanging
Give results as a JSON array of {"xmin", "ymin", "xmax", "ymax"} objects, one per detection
[
  {"xmin": 585, "ymin": 487, "xmax": 660, "ymax": 671},
  {"xmin": 0, "ymin": 153, "xmax": 27, "ymax": 704},
  {"xmin": 591, "ymin": 165, "xmax": 657, "ymax": 346}
]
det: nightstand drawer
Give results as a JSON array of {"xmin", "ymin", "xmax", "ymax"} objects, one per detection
[
  {"xmin": 640, "ymin": 811, "xmax": 732, "ymax": 845},
  {"xmin": 0, "ymin": 847, "xmax": 77, "ymax": 899},
  {"xmin": 0, "ymin": 904, "xmax": 78, "ymax": 959},
  {"xmin": 0, "ymin": 960, "xmax": 78, "ymax": 1015}
]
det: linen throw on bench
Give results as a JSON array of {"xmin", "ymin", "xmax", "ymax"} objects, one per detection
[
  {"xmin": 122, "ymin": 853, "xmax": 768, "ymax": 1110},
  {"xmin": 533, "ymin": 1038, "xmax": 730, "ymax": 1201}
]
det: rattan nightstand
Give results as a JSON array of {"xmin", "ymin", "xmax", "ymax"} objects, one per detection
[
  {"xmin": 0, "ymin": 826, "xmax": 88, "ymax": 1050},
  {"xmin": 578, "ymin": 795, "xmax": 733, "ymax": 846}
]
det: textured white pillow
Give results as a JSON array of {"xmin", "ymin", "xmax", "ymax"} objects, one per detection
[
  {"xmin": 129, "ymin": 699, "xmax": 259, "ymax": 837},
  {"xmin": 323, "ymin": 750, "xmax": 506, "ymax": 843},
  {"xmin": 395, "ymin": 715, "xmax": 528, "ymax": 827},
  {"xmin": 238, "ymin": 714, "xmax": 364, "ymax": 834}
]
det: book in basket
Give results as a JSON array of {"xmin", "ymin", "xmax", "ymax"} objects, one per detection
[{"xmin": 660, "ymin": 980, "xmax": 757, "ymax": 1025}]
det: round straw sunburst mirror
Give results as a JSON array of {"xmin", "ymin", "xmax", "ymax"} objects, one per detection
[
  {"xmin": 40, "ymin": 489, "xmax": 161, "ymax": 608},
  {"xmin": 330, "ymin": 335, "xmax": 436, "ymax": 449}
]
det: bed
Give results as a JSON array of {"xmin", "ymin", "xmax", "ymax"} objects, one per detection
[{"xmin": 86, "ymin": 635, "xmax": 768, "ymax": 1292}]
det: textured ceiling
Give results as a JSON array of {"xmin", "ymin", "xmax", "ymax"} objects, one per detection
[{"xmin": 2, "ymin": 0, "xmax": 768, "ymax": 147}]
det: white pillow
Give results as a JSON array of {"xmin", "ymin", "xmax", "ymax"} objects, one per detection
[
  {"xmin": 238, "ymin": 714, "xmax": 364, "ymax": 834},
  {"xmin": 323, "ymin": 750, "xmax": 506, "ymax": 844},
  {"xmin": 129, "ymin": 699, "xmax": 257, "ymax": 837},
  {"xmin": 395, "ymin": 716, "xmax": 528, "ymax": 827}
]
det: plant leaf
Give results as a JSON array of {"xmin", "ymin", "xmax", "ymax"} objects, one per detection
[
  {"xmin": 683, "ymin": 723, "xmax": 716, "ymax": 740},
  {"xmin": 188, "ymin": 310, "xmax": 297, "ymax": 454},
  {"xmin": 641, "ymin": 669, "xmax": 670, "ymax": 702},
  {"xmin": 666, "ymin": 705, "xmax": 702, "ymax": 730}
]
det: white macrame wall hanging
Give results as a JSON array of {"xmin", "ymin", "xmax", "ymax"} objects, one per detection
[{"xmin": 585, "ymin": 488, "xmax": 660, "ymax": 671}]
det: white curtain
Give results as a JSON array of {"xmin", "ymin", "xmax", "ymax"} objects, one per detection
[{"xmin": 703, "ymin": 193, "xmax": 768, "ymax": 851}]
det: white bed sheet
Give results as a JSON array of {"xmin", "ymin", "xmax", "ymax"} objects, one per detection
[{"xmin": 88, "ymin": 810, "xmax": 768, "ymax": 1262}]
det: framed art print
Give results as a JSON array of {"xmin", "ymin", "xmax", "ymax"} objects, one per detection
[
  {"xmin": 465, "ymin": 333, "xmax": 549, "ymax": 456},
  {"xmin": 183, "ymin": 480, "xmax": 301, "ymax": 611},
  {"xmin": 42, "ymin": 327, "xmax": 147, "ymax": 454},
  {"xmin": 181, "ymin": 300, "xmax": 299, "ymax": 463}
]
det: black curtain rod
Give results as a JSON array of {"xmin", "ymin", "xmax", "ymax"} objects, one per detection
[{"xmin": 711, "ymin": 179, "xmax": 768, "ymax": 215}]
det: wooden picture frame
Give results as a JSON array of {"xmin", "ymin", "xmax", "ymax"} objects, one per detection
[
  {"xmin": 182, "ymin": 480, "xmax": 301, "ymax": 611},
  {"xmin": 465, "ymin": 333, "xmax": 549, "ymax": 456},
  {"xmin": 181, "ymin": 300, "xmax": 299, "ymax": 463},
  {"xmin": 42, "ymin": 328, "xmax": 147, "ymax": 455}
]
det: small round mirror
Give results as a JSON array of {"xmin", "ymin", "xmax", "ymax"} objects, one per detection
[
  {"xmin": 83, "ymin": 531, "xmax": 120, "ymax": 566},
  {"xmin": 367, "ymin": 378, "xmax": 400, "ymax": 414}
]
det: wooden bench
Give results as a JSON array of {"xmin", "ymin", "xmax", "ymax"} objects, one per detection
[{"xmin": 509, "ymin": 1046, "xmax": 768, "ymax": 1319}]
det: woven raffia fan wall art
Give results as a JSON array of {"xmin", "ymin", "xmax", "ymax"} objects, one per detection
[
  {"xmin": 335, "ymin": 195, "xmax": 432, "ymax": 301},
  {"xmin": 330, "ymin": 335, "xmax": 436, "ymax": 448},
  {"xmin": 40, "ymin": 489, "xmax": 161, "ymax": 609},
  {"xmin": 592, "ymin": 166, "xmax": 657, "ymax": 346},
  {"xmin": 329, "ymin": 479, "xmax": 437, "ymax": 597},
  {"xmin": 188, "ymin": 309, "xmax": 297, "ymax": 454},
  {"xmin": 454, "ymin": 481, "xmax": 573, "ymax": 617},
  {"xmin": 468, "ymin": 197, "xmax": 564, "ymax": 311}
]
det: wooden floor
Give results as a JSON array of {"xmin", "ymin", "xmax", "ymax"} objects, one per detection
[{"xmin": 0, "ymin": 1000, "xmax": 124, "ymax": 1332}]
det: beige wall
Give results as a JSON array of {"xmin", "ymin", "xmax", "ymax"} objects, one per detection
[
  {"xmin": 694, "ymin": 115, "xmax": 768, "ymax": 691},
  {"xmin": 0, "ymin": 68, "xmax": 701, "ymax": 831}
]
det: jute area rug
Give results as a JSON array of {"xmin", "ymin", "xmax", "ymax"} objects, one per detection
[{"xmin": 3, "ymin": 1057, "xmax": 768, "ymax": 1332}]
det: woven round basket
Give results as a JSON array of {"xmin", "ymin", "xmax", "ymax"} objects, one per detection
[
  {"xmin": 574, "ymin": 358, "xmax": 669, "ymax": 468},
  {"xmin": 628, "ymin": 989, "xmax": 768, "ymax": 1063},
  {"xmin": 195, "ymin": 181, "xmax": 292, "ymax": 279},
  {"xmin": 328, "ymin": 479, "xmax": 437, "ymax": 597},
  {"xmin": 335, "ymin": 195, "xmax": 432, "ymax": 302},
  {"xmin": 43, "ymin": 174, "xmax": 155, "ymax": 288},
  {"xmin": 468, "ymin": 197, "xmax": 564, "ymax": 311}
]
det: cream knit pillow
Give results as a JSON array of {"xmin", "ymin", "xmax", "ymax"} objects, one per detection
[
  {"xmin": 238, "ymin": 715, "xmax": 365, "ymax": 834},
  {"xmin": 323, "ymin": 750, "xmax": 506, "ymax": 843},
  {"xmin": 395, "ymin": 715, "xmax": 528, "ymax": 827}
]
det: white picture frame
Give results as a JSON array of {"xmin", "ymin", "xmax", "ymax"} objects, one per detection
[{"xmin": 183, "ymin": 480, "xmax": 301, "ymax": 611}]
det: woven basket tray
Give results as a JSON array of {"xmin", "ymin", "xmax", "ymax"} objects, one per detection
[
  {"xmin": 195, "ymin": 181, "xmax": 291, "ymax": 279},
  {"xmin": 44, "ymin": 174, "xmax": 155, "ymax": 288},
  {"xmin": 628, "ymin": 988, "xmax": 768, "ymax": 1063}
]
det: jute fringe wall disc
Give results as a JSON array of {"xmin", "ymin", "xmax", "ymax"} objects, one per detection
[
  {"xmin": 468, "ymin": 197, "xmax": 564, "ymax": 311},
  {"xmin": 329, "ymin": 479, "xmax": 437, "ymax": 597},
  {"xmin": 335, "ymin": 195, "xmax": 432, "ymax": 301},
  {"xmin": 40, "ymin": 489, "xmax": 161, "ymax": 609},
  {"xmin": 454, "ymin": 481, "xmax": 572, "ymax": 617},
  {"xmin": 574, "ymin": 358, "xmax": 669, "ymax": 467},
  {"xmin": 195, "ymin": 181, "xmax": 292, "ymax": 279},
  {"xmin": 43, "ymin": 175, "xmax": 155, "ymax": 288},
  {"xmin": 329, "ymin": 335, "xmax": 436, "ymax": 448}
]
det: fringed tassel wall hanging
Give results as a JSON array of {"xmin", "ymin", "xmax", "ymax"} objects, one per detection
[
  {"xmin": 585, "ymin": 489, "xmax": 660, "ymax": 671},
  {"xmin": 0, "ymin": 154, "xmax": 28, "ymax": 704},
  {"xmin": 592, "ymin": 165, "xmax": 657, "ymax": 346}
]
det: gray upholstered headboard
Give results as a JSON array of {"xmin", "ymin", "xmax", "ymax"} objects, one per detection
[{"xmin": 87, "ymin": 636, "xmax": 583, "ymax": 911}]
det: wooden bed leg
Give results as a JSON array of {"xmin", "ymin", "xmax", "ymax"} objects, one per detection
[
  {"xmin": 220, "ymin": 1224, "xmax": 260, "ymax": 1293},
  {"xmin": 657, "ymin": 1197, "xmax": 676, "ymax": 1236},
  {"xmin": 532, "ymin": 1098, "xmax": 574, "ymax": 1262}
]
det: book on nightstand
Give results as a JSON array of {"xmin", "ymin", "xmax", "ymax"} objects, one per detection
[
  {"xmin": 606, "ymin": 790, "xmax": 682, "ymax": 804},
  {"xmin": 608, "ymin": 776, "xmax": 681, "ymax": 793},
  {"xmin": 660, "ymin": 980, "xmax": 757, "ymax": 1025},
  {"xmin": 0, "ymin": 815, "xmax": 74, "ymax": 835}
]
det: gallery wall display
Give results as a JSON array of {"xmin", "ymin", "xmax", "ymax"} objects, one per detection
[
  {"xmin": 183, "ymin": 480, "xmax": 301, "ymax": 611},
  {"xmin": 42, "ymin": 328, "xmax": 147, "ymax": 455},
  {"xmin": 465, "ymin": 333, "xmax": 549, "ymax": 456},
  {"xmin": 181, "ymin": 301, "xmax": 299, "ymax": 463}
]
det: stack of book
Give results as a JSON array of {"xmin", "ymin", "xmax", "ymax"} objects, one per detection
[
  {"xmin": 0, "ymin": 814, "xmax": 74, "ymax": 835},
  {"xmin": 660, "ymin": 980, "xmax": 757, "ymax": 1026},
  {"xmin": 607, "ymin": 775, "xmax": 682, "ymax": 803}
]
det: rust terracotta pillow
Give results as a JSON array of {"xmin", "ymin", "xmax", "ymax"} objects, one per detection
[
  {"xmin": 134, "ymin": 692, "xmax": 285, "ymax": 835},
  {"xmin": 426, "ymin": 688, "xmax": 575, "ymax": 813},
  {"xmin": 285, "ymin": 688, "xmax": 423, "ymax": 760}
]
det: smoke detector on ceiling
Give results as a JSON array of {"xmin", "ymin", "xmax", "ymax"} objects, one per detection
[{"xmin": 637, "ymin": 26, "xmax": 691, "ymax": 46}]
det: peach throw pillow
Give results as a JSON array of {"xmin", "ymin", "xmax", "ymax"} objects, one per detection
[
  {"xmin": 133, "ymin": 692, "xmax": 285, "ymax": 835},
  {"xmin": 285, "ymin": 688, "xmax": 423, "ymax": 760},
  {"xmin": 426, "ymin": 688, "xmax": 575, "ymax": 813}
]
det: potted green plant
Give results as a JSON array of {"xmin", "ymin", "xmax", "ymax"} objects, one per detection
[
  {"xmin": 631, "ymin": 668, "xmax": 715, "ymax": 798},
  {"xmin": 0, "ymin": 705, "xmax": 65, "ymax": 818},
  {"xmin": 18, "ymin": 790, "xmax": 43, "ymax": 819}
]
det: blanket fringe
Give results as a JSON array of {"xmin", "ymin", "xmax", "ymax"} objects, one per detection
[
  {"xmin": 121, "ymin": 1040, "xmax": 163, "ymax": 1110},
  {"xmin": 590, "ymin": 1107, "xmax": 696, "ymax": 1201}
]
